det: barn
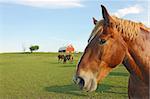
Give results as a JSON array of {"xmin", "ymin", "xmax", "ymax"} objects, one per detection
[{"xmin": 58, "ymin": 44, "xmax": 75, "ymax": 53}]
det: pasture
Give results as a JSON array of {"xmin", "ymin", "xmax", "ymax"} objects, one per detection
[{"xmin": 0, "ymin": 53, "xmax": 129, "ymax": 99}]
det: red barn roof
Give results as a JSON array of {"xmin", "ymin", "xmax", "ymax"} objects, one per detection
[
  {"xmin": 66, "ymin": 44, "xmax": 74, "ymax": 53},
  {"xmin": 58, "ymin": 44, "xmax": 75, "ymax": 53}
]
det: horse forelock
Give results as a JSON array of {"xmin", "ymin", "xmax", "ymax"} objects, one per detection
[
  {"xmin": 88, "ymin": 16, "xmax": 149, "ymax": 42},
  {"xmin": 88, "ymin": 20, "xmax": 104, "ymax": 43}
]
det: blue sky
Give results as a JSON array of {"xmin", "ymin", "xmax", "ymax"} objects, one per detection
[{"xmin": 0, "ymin": 0, "xmax": 149, "ymax": 52}]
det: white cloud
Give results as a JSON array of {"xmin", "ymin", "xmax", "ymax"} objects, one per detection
[
  {"xmin": 0, "ymin": 0, "xmax": 84, "ymax": 9},
  {"xmin": 112, "ymin": 5, "xmax": 143, "ymax": 17}
]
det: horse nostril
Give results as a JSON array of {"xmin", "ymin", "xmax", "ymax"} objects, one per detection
[
  {"xmin": 77, "ymin": 77, "xmax": 85, "ymax": 89},
  {"xmin": 73, "ymin": 75, "xmax": 85, "ymax": 89}
]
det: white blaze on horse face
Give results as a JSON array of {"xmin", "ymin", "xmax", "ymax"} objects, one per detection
[
  {"xmin": 88, "ymin": 35, "xmax": 95, "ymax": 43},
  {"xmin": 88, "ymin": 21, "xmax": 103, "ymax": 43}
]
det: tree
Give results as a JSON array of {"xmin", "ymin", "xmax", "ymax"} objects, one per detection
[{"xmin": 29, "ymin": 45, "xmax": 39, "ymax": 53}]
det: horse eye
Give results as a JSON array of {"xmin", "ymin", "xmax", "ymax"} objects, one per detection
[{"xmin": 98, "ymin": 38, "xmax": 106, "ymax": 45}]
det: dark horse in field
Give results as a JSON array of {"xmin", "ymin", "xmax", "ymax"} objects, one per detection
[
  {"xmin": 58, "ymin": 54, "xmax": 73, "ymax": 63},
  {"xmin": 73, "ymin": 5, "xmax": 150, "ymax": 99},
  {"xmin": 58, "ymin": 54, "xmax": 65, "ymax": 62}
]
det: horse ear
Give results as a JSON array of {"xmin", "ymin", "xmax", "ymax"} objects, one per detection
[
  {"xmin": 101, "ymin": 5, "xmax": 112, "ymax": 24},
  {"xmin": 92, "ymin": 17, "xmax": 98, "ymax": 25}
]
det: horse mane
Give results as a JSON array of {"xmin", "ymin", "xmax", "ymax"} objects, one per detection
[
  {"xmin": 89, "ymin": 16, "xmax": 149, "ymax": 42},
  {"xmin": 112, "ymin": 16, "xmax": 149, "ymax": 40}
]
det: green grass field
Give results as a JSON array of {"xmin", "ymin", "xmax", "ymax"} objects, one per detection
[{"xmin": 0, "ymin": 53, "xmax": 129, "ymax": 99}]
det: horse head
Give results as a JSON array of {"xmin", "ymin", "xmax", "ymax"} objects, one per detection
[{"xmin": 73, "ymin": 5, "xmax": 128, "ymax": 92}]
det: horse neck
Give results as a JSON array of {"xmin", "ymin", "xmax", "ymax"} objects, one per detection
[{"xmin": 122, "ymin": 29, "xmax": 150, "ymax": 85}]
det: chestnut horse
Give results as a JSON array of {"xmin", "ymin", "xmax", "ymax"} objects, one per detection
[{"xmin": 73, "ymin": 5, "xmax": 150, "ymax": 99}]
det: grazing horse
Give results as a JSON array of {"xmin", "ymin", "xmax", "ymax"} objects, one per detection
[
  {"xmin": 58, "ymin": 54, "xmax": 65, "ymax": 62},
  {"xmin": 73, "ymin": 5, "xmax": 150, "ymax": 99},
  {"xmin": 58, "ymin": 54, "xmax": 74, "ymax": 63},
  {"xmin": 66, "ymin": 54, "xmax": 74, "ymax": 63}
]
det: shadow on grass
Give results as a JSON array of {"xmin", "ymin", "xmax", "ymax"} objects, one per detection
[
  {"xmin": 44, "ymin": 83, "xmax": 117, "ymax": 96},
  {"xmin": 109, "ymin": 72, "xmax": 129, "ymax": 77},
  {"xmin": 44, "ymin": 84, "xmax": 86, "ymax": 96},
  {"xmin": 96, "ymin": 84, "xmax": 127, "ymax": 95},
  {"xmin": 96, "ymin": 84, "xmax": 112, "ymax": 92},
  {"xmin": 105, "ymin": 91, "xmax": 127, "ymax": 94}
]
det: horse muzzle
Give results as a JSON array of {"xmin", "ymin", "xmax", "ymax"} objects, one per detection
[{"xmin": 73, "ymin": 74, "xmax": 97, "ymax": 92}]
